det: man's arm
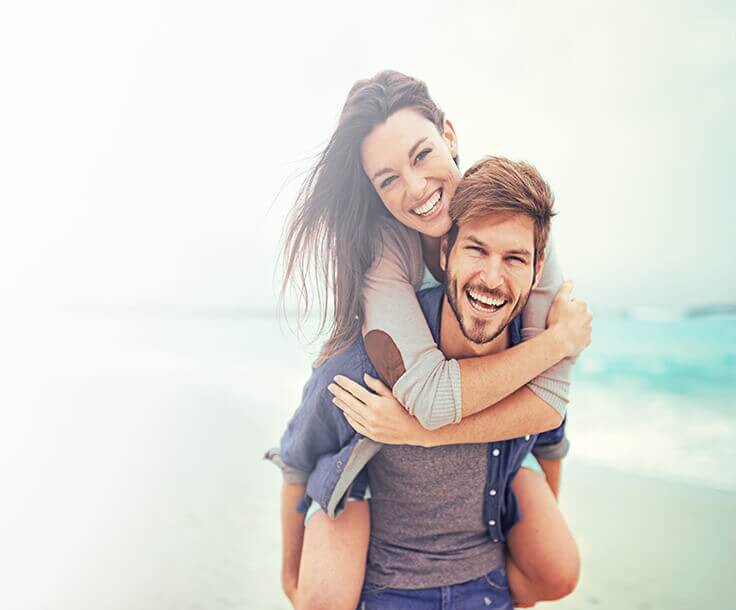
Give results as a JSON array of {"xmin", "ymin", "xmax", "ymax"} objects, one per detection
[{"xmin": 281, "ymin": 481, "xmax": 305, "ymax": 605}]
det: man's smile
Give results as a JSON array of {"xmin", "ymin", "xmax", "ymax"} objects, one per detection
[{"xmin": 465, "ymin": 286, "xmax": 509, "ymax": 316}]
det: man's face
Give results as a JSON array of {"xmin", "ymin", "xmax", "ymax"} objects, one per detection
[{"xmin": 443, "ymin": 212, "xmax": 542, "ymax": 345}]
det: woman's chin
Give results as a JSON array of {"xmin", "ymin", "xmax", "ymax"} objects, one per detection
[{"xmin": 414, "ymin": 214, "xmax": 451, "ymax": 238}]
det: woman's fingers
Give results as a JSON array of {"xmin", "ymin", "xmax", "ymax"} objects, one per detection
[
  {"xmin": 333, "ymin": 375, "xmax": 374, "ymax": 403},
  {"xmin": 344, "ymin": 412, "xmax": 371, "ymax": 439},
  {"xmin": 363, "ymin": 373, "xmax": 392, "ymax": 397},
  {"xmin": 327, "ymin": 382, "xmax": 366, "ymax": 408},
  {"xmin": 332, "ymin": 396, "xmax": 369, "ymax": 429}
]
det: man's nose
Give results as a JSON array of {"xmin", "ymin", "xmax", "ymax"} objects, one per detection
[{"xmin": 479, "ymin": 257, "xmax": 504, "ymax": 289}]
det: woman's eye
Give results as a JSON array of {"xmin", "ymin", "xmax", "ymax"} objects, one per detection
[
  {"xmin": 380, "ymin": 176, "xmax": 397, "ymax": 189},
  {"xmin": 415, "ymin": 148, "xmax": 431, "ymax": 163}
]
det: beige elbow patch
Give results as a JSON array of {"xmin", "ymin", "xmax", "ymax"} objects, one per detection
[{"xmin": 364, "ymin": 330, "xmax": 406, "ymax": 389}]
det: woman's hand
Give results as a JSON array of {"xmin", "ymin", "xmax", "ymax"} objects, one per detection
[
  {"xmin": 328, "ymin": 374, "xmax": 429, "ymax": 446},
  {"xmin": 546, "ymin": 280, "xmax": 592, "ymax": 359}
]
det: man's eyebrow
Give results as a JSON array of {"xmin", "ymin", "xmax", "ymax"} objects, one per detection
[
  {"xmin": 462, "ymin": 236, "xmax": 532, "ymax": 258},
  {"xmin": 462, "ymin": 235, "xmax": 488, "ymax": 248},
  {"xmin": 371, "ymin": 137, "xmax": 429, "ymax": 181}
]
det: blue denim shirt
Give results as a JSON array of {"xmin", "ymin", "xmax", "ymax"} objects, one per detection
[{"xmin": 275, "ymin": 285, "xmax": 568, "ymax": 543}]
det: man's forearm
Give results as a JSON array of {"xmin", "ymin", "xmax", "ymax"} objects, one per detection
[
  {"xmin": 538, "ymin": 458, "xmax": 562, "ymax": 498},
  {"xmin": 281, "ymin": 481, "xmax": 306, "ymax": 602},
  {"xmin": 420, "ymin": 387, "xmax": 562, "ymax": 447}
]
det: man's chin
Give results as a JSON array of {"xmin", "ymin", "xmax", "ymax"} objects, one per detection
[{"xmin": 460, "ymin": 314, "xmax": 506, "ymax": 345}]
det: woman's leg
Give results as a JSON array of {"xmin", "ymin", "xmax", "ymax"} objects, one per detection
[
  {"xmin": 294, "ymin": 500, "xmax": 370, "ymax": 610},
  {"xmin": 505, "ymin": 468, "xmax": 580, "ymax": 607}
]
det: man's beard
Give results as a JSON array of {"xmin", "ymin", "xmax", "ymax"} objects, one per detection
[{"xmin": 446, "ymin": 276, "xmax": 531, "ymax": 345}]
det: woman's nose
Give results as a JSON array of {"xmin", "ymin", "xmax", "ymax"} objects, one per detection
[{"xmin": 405, "ymin": 171, "xmax": 427, "ymax": 200}]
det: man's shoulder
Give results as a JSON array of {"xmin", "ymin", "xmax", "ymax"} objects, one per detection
[
  {"xmin": 416, "ymin": 284, "xmax": 444, "ymax": 324},
  {"xmin": 309, "ymin": 339, "xmax": 369, "ymax": 389}
]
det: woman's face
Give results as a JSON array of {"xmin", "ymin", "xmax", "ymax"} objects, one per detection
[{"xmin": 361, "ymin": 108, "xmax": 461, "ymax": 238}]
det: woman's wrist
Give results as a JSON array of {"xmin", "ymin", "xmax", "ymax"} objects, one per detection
[{"xmin": 544, "ymin": 324, "xmax": 573, "ymax": 361}]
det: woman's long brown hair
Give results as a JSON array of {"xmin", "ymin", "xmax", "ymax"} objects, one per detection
[{"xmin": 280, "ymin": 70, "xmax": 446, "ymax": 366}]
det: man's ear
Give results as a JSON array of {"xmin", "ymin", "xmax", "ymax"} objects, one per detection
[
  {"xmin": 442, "ymin": 118, "xmax": 458, "ymax": 157},
  {"xmin": 440, "ymin": 235, "xmax": 449, "ymax": 272},
  {"xmin": 532, "ymin": 254, "xmax": 546, "ymax": 289}
]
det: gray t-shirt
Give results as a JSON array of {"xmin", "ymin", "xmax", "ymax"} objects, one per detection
[{"xmin": 365, "ymin": 443, "xmax": 503, "ymax": 589}]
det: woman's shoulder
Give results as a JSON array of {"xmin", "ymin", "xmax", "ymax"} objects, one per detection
[{"xmin": 370, "ymin": 215, "xmax": 424, "ymax": 290}]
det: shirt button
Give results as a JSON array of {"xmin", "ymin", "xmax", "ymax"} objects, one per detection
[
  {"xmin": 489, "ymin": 520, "xmax": 496, "ymax": 526},
  {"xmin": 493, "ymin": 538, "xmax": 499, "ymax": 543},
  {"xmin": 336, "ymin": 460, "xmax": 343, "ymax": 471},
  {"xmin": 525, "ymin": 435, "xmax": 530, "ymax": 441},
  {"xmin": 492, "ymin": 448, "xmax": 500, "ymax": 457},
  {"xmin": 489, "ymin": 489, "xmax": 497, "ymax": 496}
]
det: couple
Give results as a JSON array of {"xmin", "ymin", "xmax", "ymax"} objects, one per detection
[{"xmin": 268, "ymin": 71, "xmax": 592, "ymax": 609}]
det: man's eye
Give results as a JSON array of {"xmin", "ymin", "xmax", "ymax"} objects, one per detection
[
  {"xmin": 415, "ymin": 148, "xmax": 431, "ymax": 163},
  {"xmin": 380, "ymin": 176, "xmax": 397, "ymax": 189},
  {"xmin": 466, "ymin": 246, "xmax": 483, "ymax": 254},
  {"xmin": 507, "ymin": 256, "xmax": 525, "ymax": 263}
]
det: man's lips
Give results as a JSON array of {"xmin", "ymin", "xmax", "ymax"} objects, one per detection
[{"xmin": 465, "ymin": 287, "xmax": 508, "ymax": 315}]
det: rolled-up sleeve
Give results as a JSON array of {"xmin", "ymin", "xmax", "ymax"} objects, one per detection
[{"xmin": 531, "ymin": 414, "xmax": 570, "ymax": 461}]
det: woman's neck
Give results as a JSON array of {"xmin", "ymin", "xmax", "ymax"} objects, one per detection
[{"xmin": 420, "ymin": 233, "xmax": 445, "ymax": 283}]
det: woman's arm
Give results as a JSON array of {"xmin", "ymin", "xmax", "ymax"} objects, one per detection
[
  {"xmin": 332, "ymin": 378, "xmax": 561, "ymax": 445},
  {"xmin": 281, "ymin": 481, "xmax": 306, "ymax": 605},
  {"xmin": 518, "ymin": 234, "xmax": 573, "ymax": 414},
  {"xmin": 361, "ymin": 221, "xmax": 588, "ymax": 431}
]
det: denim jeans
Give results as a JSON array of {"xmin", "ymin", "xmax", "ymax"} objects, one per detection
[{"xmin": 358, "ymin": 568, "xmax": 513, "ymax": 610}]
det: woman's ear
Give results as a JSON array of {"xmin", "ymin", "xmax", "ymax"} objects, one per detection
[{"xmin": 442, "ymin": 118, "xmax": 457, "ymax": 156}]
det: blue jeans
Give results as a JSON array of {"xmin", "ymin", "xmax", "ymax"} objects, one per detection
[{"xmin": 358, "ymin": 568, "xmax": 513, "ymax": 609}]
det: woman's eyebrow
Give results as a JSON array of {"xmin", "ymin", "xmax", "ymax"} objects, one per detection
[
  {"xmin": 371, "ymin": 137, "xmax": 429, "ymax": 181},
  {"xmin": 407, "ymin": 137, "xmax": 428, "ymax": 160}
]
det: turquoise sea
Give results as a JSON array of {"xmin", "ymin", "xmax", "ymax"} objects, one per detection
[{"xmin": 1, "ymin": 310, "xmax": 734, "ymax": 609}]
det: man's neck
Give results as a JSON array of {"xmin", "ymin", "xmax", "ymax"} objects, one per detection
[{"xmin": 439, "ymin": 295, "xmax": 509, "ymax": 359}]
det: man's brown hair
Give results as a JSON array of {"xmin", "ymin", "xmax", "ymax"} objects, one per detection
[{"xmin": 447, "ymin": 156, "xmax": 556, "ymax": 264}]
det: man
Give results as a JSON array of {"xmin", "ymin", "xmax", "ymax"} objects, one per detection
[{"xmin": 269, "ymin": 156, "xmax": 589, "ymax": 609}]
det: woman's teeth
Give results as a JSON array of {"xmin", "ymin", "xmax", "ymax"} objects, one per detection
[{"xmin": 412, "ymin": 190, "xmax": 442, "ymax": 216}]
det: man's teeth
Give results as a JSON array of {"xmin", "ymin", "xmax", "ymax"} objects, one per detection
[
  {"xmin": 468, "ymin": 289, "xmax": 506, "ymax": 307},
  {"xmin": 413, "ymin": 191, "xmax": 441, "ymax": 216}
]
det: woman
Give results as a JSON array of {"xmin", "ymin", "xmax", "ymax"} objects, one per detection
[{"xmin": 276, "ymin": 71, "xmax": 591, "ymax": 609}]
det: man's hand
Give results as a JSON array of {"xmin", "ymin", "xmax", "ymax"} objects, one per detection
[
  {"xmin": 546, "ymin": 281, "xmax": 592, "ymax": 359},
  {"xmin": 328, "ymin": 374, "xmax": 429, "ymax": 446}
]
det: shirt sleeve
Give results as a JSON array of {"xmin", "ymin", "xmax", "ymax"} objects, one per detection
[
  {"xmin": 521, "ymin": 232, "xmax": 572, "ymax": 416},
  {"xmin": 362, "ymin": 218, "xmax": 463, "ymax": 430},
  {"xmin": 531, "ymin": 415, "xmax": 570, "ymax": 461},
  {"xmin": 272, "ymin": 363, "xmax": 355, "ymax": 480}
]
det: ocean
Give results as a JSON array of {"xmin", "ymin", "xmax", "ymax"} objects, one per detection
[{"xmin": 1, "ymin": 310, "xmax": 734, "ymax": 609}]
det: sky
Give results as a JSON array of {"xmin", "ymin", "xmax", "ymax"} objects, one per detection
[{"xmin": 1, "ymin": 0, "xmax": 734, "ymax": 312}]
